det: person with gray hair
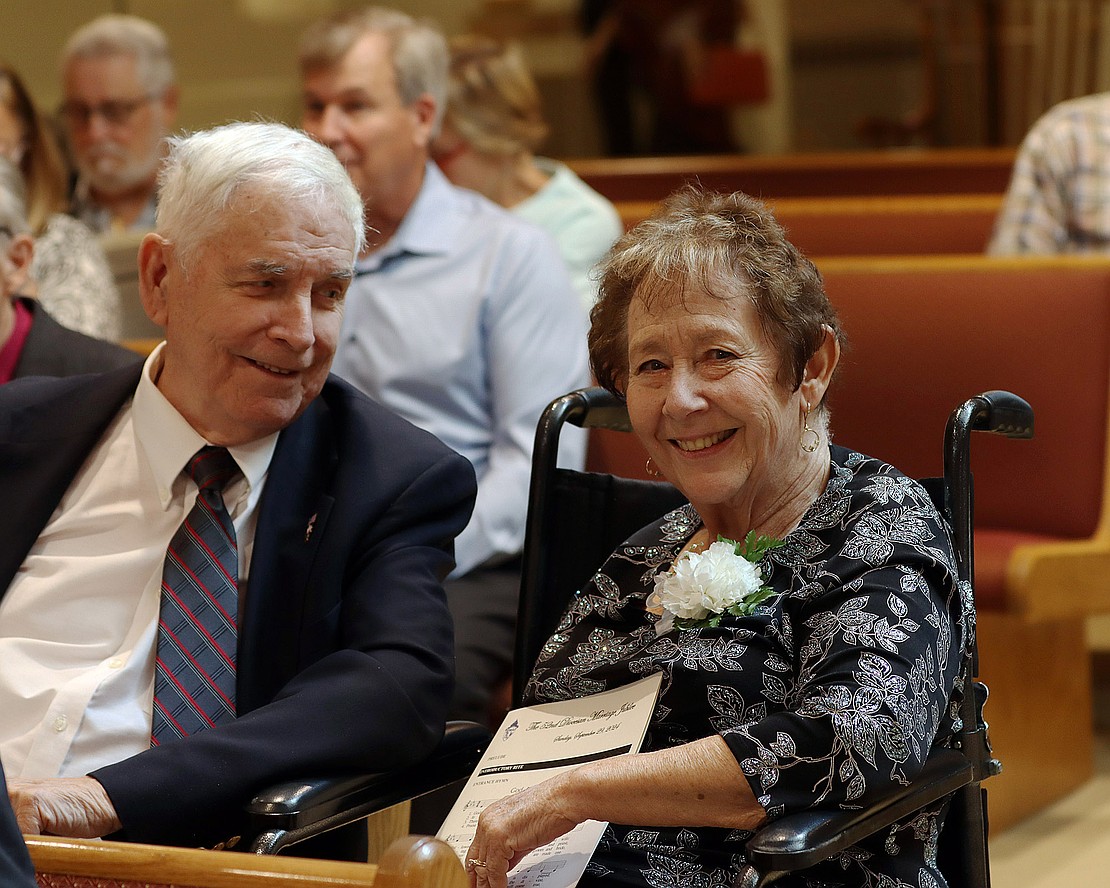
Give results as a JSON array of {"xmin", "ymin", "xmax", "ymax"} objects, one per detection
[
  {"xmin": 300, "ymin": 6, "xmax": 589, "ymax": 731},
  {"xmin": 0, "ymin": 121, "xmax": 476, "ymax": 859},
  {"xmin": 60, "ymin": 14, "xmax": 178, "ymax": 232},
  {"xmin": 0, "ymin": 157, "xmax": 136, "ymax": 381}
]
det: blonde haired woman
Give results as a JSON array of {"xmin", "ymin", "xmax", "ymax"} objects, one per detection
[{"xmin": 433, "ymin": 35, "xmax": 621, "ymax": 309}]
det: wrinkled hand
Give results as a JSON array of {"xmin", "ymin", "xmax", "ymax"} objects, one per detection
[
  {"xmin": 8, "ymin": 777, "xmax": 121, "ymax": 838},
  {"xmin": 466, "ymin": 774, "xmax": 580, "ymax": 888}
]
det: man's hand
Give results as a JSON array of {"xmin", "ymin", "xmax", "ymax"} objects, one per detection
[{"xmin": 8, "ymin": 777, "xmax": 121, "ymax": 838}]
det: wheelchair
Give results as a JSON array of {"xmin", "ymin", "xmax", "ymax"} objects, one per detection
[{"xmin": 513, "ymin": 385, "xmax": 1032, "ymax": 888}]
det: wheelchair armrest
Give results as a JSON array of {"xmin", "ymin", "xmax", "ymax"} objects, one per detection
[
  {"xmin": 735, "ymin": 748, "xmax": 973, "ymax": 887},
  {"xmin": 246, "ymin": 720, "xmax": 492, "ymax": 854}
]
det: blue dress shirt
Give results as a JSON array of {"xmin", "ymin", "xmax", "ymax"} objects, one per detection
[{"xmin": 332, "ymin": 163, "xmax": 590, "ymax": 576}]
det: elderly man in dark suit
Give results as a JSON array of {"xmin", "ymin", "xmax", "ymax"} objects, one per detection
[
  {"xmin": 0, "ymin": 121, "xmax": 476, "ymax": 858},
  {"xmin": 0, "ymin": 159, "xmax": 138, "ymax": 382}
]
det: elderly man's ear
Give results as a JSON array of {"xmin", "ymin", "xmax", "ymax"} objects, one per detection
[
  {"xmin": 138, "ymin": 233, "xmax": 172, "ymax": 327},
  {"xmin": 411, "ymin": 92, "xmax": 438, "ymax": 151},
  {"xmin": 0, "ymin": 234, "xmax": 34, "ymax": 299}
]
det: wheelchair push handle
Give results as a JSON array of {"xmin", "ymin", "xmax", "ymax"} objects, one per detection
[
  {"xmin": 944, "ymin": 389, "xmax": 1033, "ymax": 528},
  {"xmin": 961, "ymin": 390, "xmax": 1034, "ymax": 439}
]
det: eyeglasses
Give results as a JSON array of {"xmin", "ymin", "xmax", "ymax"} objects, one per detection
[{"xmin": 59, "ymin": 94, "xmax": 157, "ymax": 128}]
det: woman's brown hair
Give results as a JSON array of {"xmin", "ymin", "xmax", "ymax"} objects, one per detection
[{"xmin": 589, "ymin": 186, "xmax": 844, "ymax": 403}]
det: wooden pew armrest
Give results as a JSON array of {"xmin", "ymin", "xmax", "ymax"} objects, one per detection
[
  {"xmin": 26, "ymin": 834, "xmax": 466, "ymax": 888},
  {"xmin": 1006, "ymin": 536, "xmax": 1110, "ymax": 620}
]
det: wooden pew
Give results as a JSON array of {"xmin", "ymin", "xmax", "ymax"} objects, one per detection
[
  {"xmin": 616, "ymin": 193, "xmax": 1003, "ymax": 257},
  {"xmin": 29, "ymin": 833, "xmax": 466, "ymax": 888},
  {"xmin": 587, "ymin": 255, "xmax": 1110, "ymax": 831},
  {"xmin": 567, "ymin": 147, "xmax": 1016, "ymax": 202},
  {"xmin": 121, "ymin": 338, "xmax": 161, "ymax": 356}
]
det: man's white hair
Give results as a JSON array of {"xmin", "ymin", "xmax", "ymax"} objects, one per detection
[
  {"xmin": 62, "ymin": 14, "xmax": 176, "ymax": 96},
  {"xmin": 156, "ymin": 121, "xmax": 366, "ymax": 270}
]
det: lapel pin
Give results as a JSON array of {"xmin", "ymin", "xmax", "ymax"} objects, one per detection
[{"xmin": 305, "ymin": 513, "xmax": 317, "ymax": 542}]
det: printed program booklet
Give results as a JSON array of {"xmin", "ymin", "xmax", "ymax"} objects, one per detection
[{"xmin": 438, "ymin": 672, "xmax": 663, "ymax": 888}]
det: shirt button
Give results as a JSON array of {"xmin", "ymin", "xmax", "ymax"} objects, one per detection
[
  {"xmin": 108, "ymin": 658, "xmax": 124, "ymax": 669},
  {"xmin": 52, "ymin": 715, "xmax": 67, "ymax": 732}
]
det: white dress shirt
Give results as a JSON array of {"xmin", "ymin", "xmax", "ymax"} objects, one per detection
[{"xmin": 0, "ymin": 344, "xmax": 277, "ymax": 779}]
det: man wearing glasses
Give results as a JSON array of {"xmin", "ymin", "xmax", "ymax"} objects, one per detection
[{"xmin": 60, "ymin": 15, "xmax": 178, "ymax": 234}]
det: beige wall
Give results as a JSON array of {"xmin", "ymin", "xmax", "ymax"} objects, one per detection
[{"xmin": 1, "ymin": 0, "xmax": 933, "ymax": 158}]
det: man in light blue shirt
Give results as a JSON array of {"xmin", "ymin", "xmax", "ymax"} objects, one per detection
[{"xmin": 300, "ymin": 7, "xmax": 589, "ymax": 725}]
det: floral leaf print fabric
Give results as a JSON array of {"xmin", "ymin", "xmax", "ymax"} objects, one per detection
[{"xmin": 526, "ymin": 446, "xmax": 965, "ymax": 888}]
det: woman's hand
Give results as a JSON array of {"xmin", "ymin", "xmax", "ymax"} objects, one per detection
[
  {"xmin": 463, "ymin": 736, "xmax": 765, "ymax": 887},
  {"xmin": 465, "ymin": 771, "xmax": 581, "ymax": 888}
]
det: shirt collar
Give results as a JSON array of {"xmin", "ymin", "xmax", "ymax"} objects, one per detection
[
  {"xmin": 133, "ymin": 342, "xmax": 279, "ymax": 509},
  {"xmin": 356, "ymin": 162, "xmax": 459, "ymax": 273}
]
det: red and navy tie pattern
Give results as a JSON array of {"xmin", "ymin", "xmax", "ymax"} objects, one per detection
[{"xmin": 151, "ymin": 446, "xmax": 240, "ymax": 746}]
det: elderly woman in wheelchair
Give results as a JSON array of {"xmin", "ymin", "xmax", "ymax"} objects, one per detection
[{"xmin": 466, "ymin": 187, "xmax": 966, "ymax": 888}]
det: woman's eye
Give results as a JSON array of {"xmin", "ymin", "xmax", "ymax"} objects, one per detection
[
  {"xmin": 709, "ymin": 349, "xmax": 736, "ymax": 361},
  {"xmin": 636, "ymin": 359, "xmax": 666, "ymax": 373}
]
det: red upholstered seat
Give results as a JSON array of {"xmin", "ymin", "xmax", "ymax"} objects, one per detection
[
  {"xmin": 972, "ymin": 528, "xmax": 1064, "ymax": 612},
  {"xmin": 820, "ymin": 255, "xmax": 1110, "ymax": 614}
]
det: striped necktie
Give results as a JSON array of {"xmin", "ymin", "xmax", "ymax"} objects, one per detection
[{"xmin": 151, "ymin": 446, "xmax": 240, "ymax": 746}]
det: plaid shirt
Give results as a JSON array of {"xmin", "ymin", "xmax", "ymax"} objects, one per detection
[{"xmin": 989, "ymin": 92, "xmax": 1110, "ymax": 254}]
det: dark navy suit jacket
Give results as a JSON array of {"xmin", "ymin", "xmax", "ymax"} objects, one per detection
[
  {"xmin": 0, "ymin": 364, "xmax": 477, "ymax": 851},
  {"xmin": 12, "ymin": 297, "xmax": 139, "ymax": 379},
  {"xmin": 0, "ymin": 761, "xmax": 34, "ymax": 886}
]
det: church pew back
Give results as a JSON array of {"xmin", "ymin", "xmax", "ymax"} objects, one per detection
[
  {"xmin": 615, "ymin": 193, "xmax": 1003, "ymax": 257},
  {"xmin": 568, "ymin": 147, "xmax": 1016, "ymax": 202}
]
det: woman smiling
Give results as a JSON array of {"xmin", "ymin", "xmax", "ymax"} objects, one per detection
[{"xmin": 466, "ymin": 187, "xmax": 966, "ymax": 888}]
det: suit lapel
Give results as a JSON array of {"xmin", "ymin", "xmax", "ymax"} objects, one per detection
[{"xmin": 237, "ymin": 393, "xmax": 337, "ymax": 712}]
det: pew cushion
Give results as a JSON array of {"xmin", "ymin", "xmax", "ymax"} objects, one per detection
[{"xmin": 974, "ymin": 528, "xmax": 1065, "ymax": 612}]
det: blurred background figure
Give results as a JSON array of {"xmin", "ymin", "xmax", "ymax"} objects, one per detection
[
  {"xmin": 0, "ymin": 63, "xmax": 120, "ymax": 340},
  {"xmin": 300, "ymin": 6, "xmax": 588, "ymax": 729},
  {"xmin": 987, "ymin": 91, "xmax": 1110, "ymax": 255},
  {"xmin": 579, "ymin": 0, "xmax": 635, "ymax": 156},
  {"xmin": 434, "ymin": 34, "xmax": 622, "ymax": 309},
  {"xmin": 0, "ymin": 158, "xmax": 138, "ymax": 383},
  {"xmin": 580, "ymin": 0, "xmax": 742, "ymax": 155},
  {"xmin": 60, "ymin": 14, "xmax": 178, "ymax": 235}
]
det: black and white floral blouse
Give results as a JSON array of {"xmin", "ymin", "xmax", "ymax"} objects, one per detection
[{"xmin": 525, "ymin": 445, "xmax": 968, "ymax": 888}]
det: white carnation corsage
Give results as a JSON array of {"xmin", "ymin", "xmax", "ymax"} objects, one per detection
[{"xmin": 647, "ymin": 532, "xmax": 783, "ymax": 633}]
